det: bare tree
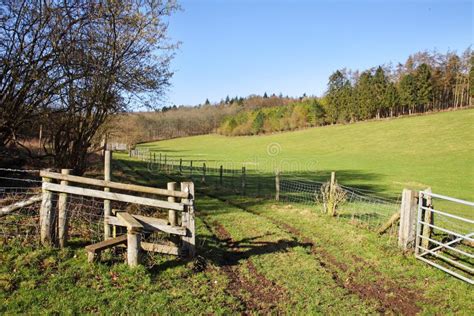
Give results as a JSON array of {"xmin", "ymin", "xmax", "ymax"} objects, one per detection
[
  {"xmin": 44, "ymin": 0, "xmax": 178, "ymax": 174},
  {"xmin": 0, "ymin": 1, "xmax": 83, "ymax": 148}
]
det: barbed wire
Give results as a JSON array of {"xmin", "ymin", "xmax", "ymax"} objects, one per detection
[
  {"xmin": 0, "ymin": 167, "xmax": 41, "ymax": 173},
  {"xmin": 0, "ymin": 176, "xmax": 42, "ymax": 183}
]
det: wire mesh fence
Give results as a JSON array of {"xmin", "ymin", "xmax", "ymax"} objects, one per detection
[
  {"xmin": 130, "ymin": 150, "xmax": 401, "ymax": 232},
  {"xmin": 0, "ymin": 168, "xmax": 186, "ymax": 267}
]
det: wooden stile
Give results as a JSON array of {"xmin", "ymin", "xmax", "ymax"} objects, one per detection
[
  {"xmin": 39, "ymin": 170, "xmax": 188, "ymax": 198},
  {"xmin": 116, "ymin": 212, "xmax": 144, "ymax": 233},
  {"xmin": 85, "ymin": 235, "xmax": 128, "ymax": 263},
  {"xmin": 43, "ymin": 182, "xmax": 185, "ymax": 211},
  {"xmin": 106, "ymin": 214, "xmax": 187, "ymax": 236}
]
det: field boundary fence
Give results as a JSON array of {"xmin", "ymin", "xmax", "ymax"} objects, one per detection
[
  {"xmin": 0, "ymin": 157, "xmax": 197, "ymax": 267},
  {"xmin": 130, "ymin": 149, "xmax": 402, "ymax": 232}
]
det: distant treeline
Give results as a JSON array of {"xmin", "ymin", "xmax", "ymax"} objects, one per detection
[{"xmin": 112, "ymin": 48, "xmax": 473, "ymax": 142}]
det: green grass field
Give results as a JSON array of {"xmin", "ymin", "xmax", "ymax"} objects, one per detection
[
  {"xmin": 140, "ymin": 109, "xmax": 474, "ymax": 201},
  {"xmin": 2, "ymin": 110, "xmax": 473, "ymax": 314},
  {"xmin": 3, "ymin": 160, "xmax": 472, "ymax": 314}
]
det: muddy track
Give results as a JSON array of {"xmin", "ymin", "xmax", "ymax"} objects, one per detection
[
  {"xmin": 121, "ymin": 161, "xmax": 424, "ymax": 315},
  {"xmin": 202, "ymin": 217, "xmax": 289, "ymax": 314},
  {"xmin": 119, "ymin": 162, "xmax": 289, "ymax": 313},
  {"xmin": 201, "ymin": 191, "xmax": 424, "ymax": 316}
]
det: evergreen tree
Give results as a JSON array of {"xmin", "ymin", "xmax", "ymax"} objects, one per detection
[
  {"xmin": 326, "ymin": 70, "xmax": 352, "ymax": 123},
  {"xmin": 415, "ymin": 63, "xmax": 433, "ymax": 111},
  {"xmin": 399, "ymin": 73, "xmax": 417, "ymax": 114},
  {"xmin": 373, "ymin": 66, "xmax": 388, "ymax": 118},
  {"xmin": 205, "ymin": 98, "xmax": 210, "ymax": 105},
  {"xmin": 384, "ymin": 82, "xmax": 399, "ymax": 117},
  {"xmin": 225, "ymin": 95, "xmax": 230, "ymax": 104},
  {"xmin": 252, "ymin": 111, "xmax": 265, "ymax": 134},
  {"xmin": 355, "ymin": 71, "xmax": 376, "ymax": 120},
  {"xmin": 263, "ymin": 92, "xmax": 268, "ymax": 98}
]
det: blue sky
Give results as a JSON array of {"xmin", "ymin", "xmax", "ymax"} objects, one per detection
[{"xmin": 165, "ymin": 0, "xmax": 472, "ymax": 106}]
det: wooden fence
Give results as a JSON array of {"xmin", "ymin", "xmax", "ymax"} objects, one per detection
[{"xmin": 38, "ymin": 150, "xmax": 196, "ymax": 266}]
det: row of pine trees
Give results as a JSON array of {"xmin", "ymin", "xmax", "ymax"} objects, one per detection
[{"xmin": 218, "ymin": 49, "xmax": 472, "ymax": 135}]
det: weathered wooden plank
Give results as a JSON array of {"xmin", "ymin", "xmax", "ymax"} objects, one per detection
[
  {"xmin": 106, "ymin": 215, "xmax": 187, "ymax": 236},
  {"xmin": 116, "ymin": 212, "xmax": 143, "ymax": 233},
  {"xmin": 39, "ymin": 170, "xmax": 188, "ymax": 198},
  {"xmin": 0, "ymin": 194, "xmax": 41, "ymax": 217},
  {"xmin": 141, "ymin": 242, "xmax": 180, "ymax": 255},
  {"xmin": 43, "ymin": 182, "xmax": 184, "ymax": 211},
  {"xmin": 85, "ymin": 234, "xmax": 127, "ymax": 253}
]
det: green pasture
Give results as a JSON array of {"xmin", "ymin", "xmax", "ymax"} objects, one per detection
[{"xmin": 139, "ymin": 109, "xmax": 474, "ymax": 202}]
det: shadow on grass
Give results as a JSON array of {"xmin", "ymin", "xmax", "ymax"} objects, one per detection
[
  {"xmin": 118, "ymin": 158, "xmax": 397, "ymax": 200},
  {"xmin": 102, "ymin": 157, "xmax": 394, "ymax": 274}
]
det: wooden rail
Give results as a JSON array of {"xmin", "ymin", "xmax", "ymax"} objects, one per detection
[
  {"xmin": 39, "ymin": 170, "xmax": 188, "ymax": 198},
  {"xmin": 39, "ymin": 150, "xmax": 197, "ymax": 267},
  {"xmin": 42, "ymin": 182, "xmax": 185, "ymax": 211}
]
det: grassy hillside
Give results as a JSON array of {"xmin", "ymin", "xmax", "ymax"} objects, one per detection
[{"xmin": 139, "ymin": 109, "xmax": 474, "ymax": 201}]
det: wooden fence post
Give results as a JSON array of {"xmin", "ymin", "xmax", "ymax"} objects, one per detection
[
  {"xmin": 202, "ymin": 163, "xmax": 206, "ymax": 183},
  {"xmin": 104, "ymin": 150, "xmax": 112, "ymax": 240},
  {"xmin": 329, "ymin": 171, "xmax": 336, "ymax": 215},
  {"xmin": 219, "ymin": 165, "xmax": 223, "ymax": 186},
  {"xmin": 241, "ymin": 166, "xmax": 246, "ymax": 195},
  {"xmin": 127, "ymin": 232, "xmax": 141, "ymax": 267},
  {"xmin": 179, "ymin": 158, "xmax": 183, "ymax": 173},
  {"xmin": 421, "ymin": 187, "xmax": 433, "ymax": 251},
  {"xmin": 398, "ymin": 189, "xmax": 419, "ymax": 250},
  {"xmin": 167, "ymin": 182, "xmax": 178, "ymax": 226},
  {"xmin": 190, "ymin": 160, "xmax": 193, "ymax": 176},
  {"xmin": 58, "ymin": 169, "xmax": 71, "ymax": 248},
  {"xmin": 164, "ymin": 154, "xmax": 167, "ymax": 165},
  {"xmin": 330, "ymin": 171, "xmax": 336, "ymax": 193},
  {"xmin": 159, "ymin": 153, "xmax": 162, "ymax": 165},
  {"xmin": 275, "ymin": 170, "xmax": 280, "ymax": 201},
  {"xmin": 40, "ymin": 173, "xmax": 54, "ymax": 246},
  {"xmin": 181, "ymin": 182, "xmax": 196, "ymax": 258}
]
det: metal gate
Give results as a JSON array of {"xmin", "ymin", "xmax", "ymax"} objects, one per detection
[{"xmin": 415, "ymin": 191, "xmax": 474, "ymax": 284}]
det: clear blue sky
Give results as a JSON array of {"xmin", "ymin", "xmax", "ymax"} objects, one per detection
[{"xmin": 165, "ymin": 0, "xmax": 472, "ymax": 106}]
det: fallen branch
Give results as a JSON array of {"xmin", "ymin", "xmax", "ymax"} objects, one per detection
[
  {"xmin": 0, "ymin": 194, "xmax": 42, "ymax": 217},
  {"xmin": 377, "ymin": 211, "xmax": 401, "ymax": 235}
]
